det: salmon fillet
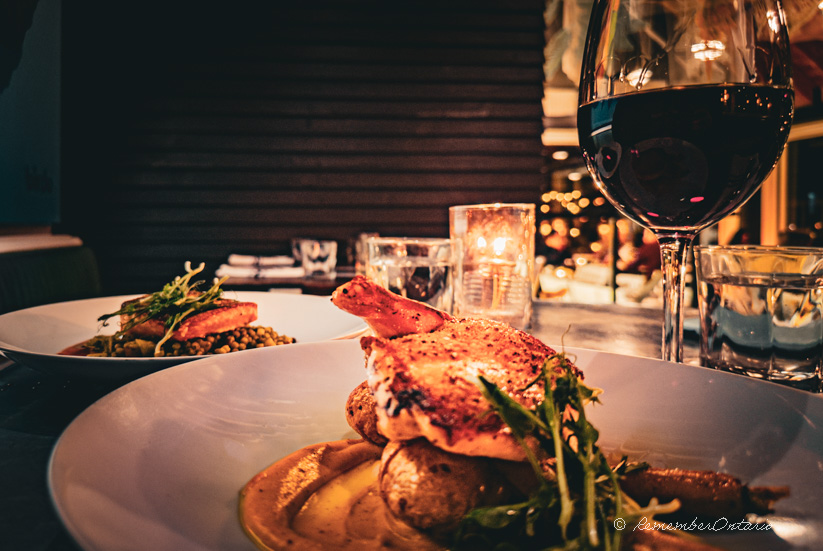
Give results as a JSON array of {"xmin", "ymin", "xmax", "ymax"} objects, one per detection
[
  {"xmin": 122, "ymin": 298, "xmax": 258, "ymax": 341},
  {"xmin": 362, "ymin": 317, "xmax": 574, "ymax": 461}
]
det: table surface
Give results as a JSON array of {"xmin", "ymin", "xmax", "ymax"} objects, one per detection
[{"xmin": 0, "ymin": 300, "xmax": 701, "ymax": 550}]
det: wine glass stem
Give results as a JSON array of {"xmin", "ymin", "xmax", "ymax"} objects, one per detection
[{"xmin": 658, "ymin": 235, "xmax": 694, "ymax": 363}]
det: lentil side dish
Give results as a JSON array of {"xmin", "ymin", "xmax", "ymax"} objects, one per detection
[{"xmin": 69, "ymin": 325, "xmax": 295, "ymax": 358}]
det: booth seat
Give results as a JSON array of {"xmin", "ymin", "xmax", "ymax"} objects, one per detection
[{"xmin": 0, "ymin": 242, "xmax": 101, "ymax": 315}]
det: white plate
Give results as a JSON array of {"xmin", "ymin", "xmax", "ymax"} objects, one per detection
[
  {"xmin": 49, "ymin": 340, "xmax": 823, "ymax": 550},
  {"xmin": 0, "ymin": 292, "xmax": 366, "ymax": 380}
]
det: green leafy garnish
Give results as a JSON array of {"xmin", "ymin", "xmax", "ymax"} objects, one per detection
[
  {"xmin": 453, "ymin": 352, "xmax": 678, "ymax": 550},
  {"xmin": 98, "ymin": 262, "xmax": 228, "ymax": 356}
]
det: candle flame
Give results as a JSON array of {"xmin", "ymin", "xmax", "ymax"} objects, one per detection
[{"xmin": 493, "ymin": 237, "xmax": 507, "ymax": 256}]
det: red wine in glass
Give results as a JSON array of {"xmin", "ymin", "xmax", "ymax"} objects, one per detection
[
  {"xmin": 577, "ymin": 0, "xmax": 794, "ymax": 363},
  {"xmin": 578, "ymin": 84, "xmax": 793, "ymax": 231}
]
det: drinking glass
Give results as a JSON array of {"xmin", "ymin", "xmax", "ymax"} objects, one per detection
[
  {"xmin": 365, "ymin": 237, "xmax": 455, "ymax": 313},
  {"xmin": 694, "ymin": 245, "xmax": 823, "ymax": 391},
  {"xmin": 299, "ymin": 239, "xmax": 337, "ymax": 278},
  {"xmin": 577, "ymin": 0, "xmax": 794, "ymax": 362}
]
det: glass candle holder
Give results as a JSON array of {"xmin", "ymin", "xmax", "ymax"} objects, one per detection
[{"xmin": 449, "ymin": 203, "xmax": 536, "ymax": 329}]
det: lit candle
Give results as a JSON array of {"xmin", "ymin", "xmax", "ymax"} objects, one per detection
[{"xmin": 449, "ymin": 203, "xmax": 536, "ymax": 329}]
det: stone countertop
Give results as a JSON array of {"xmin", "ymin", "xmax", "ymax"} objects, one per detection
[{"xmin": 530, "ymin": 300, "xmax": 700, "ymax": 363}]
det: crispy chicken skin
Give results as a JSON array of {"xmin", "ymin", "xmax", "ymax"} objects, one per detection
[
  {"xmin": 331, "ymin": 275, "xmax": 454, "ymax": 338},
  {"xmin": 122, "ymin": 298, "xmax": 258, "ymax": 341},
  {"xmin": 363, "ymin": 317, "xmax": 577, "ymax": 461},
  {"xmin": 345, "ymin": 381, "xmax": 388, "ymax": 445}
]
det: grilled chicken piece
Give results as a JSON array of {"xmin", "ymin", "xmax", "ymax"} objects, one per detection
[
  {"xmin": 122, "ymin": 298, "xmax": 258, "ymax": 341},
  {"xmin": 621, "ymin": 467, "xmax": 790, "ymax": 520},
  {"xmin": 362, "ymin": 317, "xmax": 578, "ymax": 461},
  {"xmin": 331, "ymin": 275, "xmax": 454, "ymax": 338},
  {"xmin": 331, "ymin": 276, "xmax": 579, "ymax": 460}
]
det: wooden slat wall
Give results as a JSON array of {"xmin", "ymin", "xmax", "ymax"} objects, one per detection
[{"xmin": 59, "ymin": 0, "xmax": 547, "ymax": 294}]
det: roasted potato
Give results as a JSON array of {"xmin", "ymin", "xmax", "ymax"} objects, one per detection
[
  {"xmin": 378, "ymin": 438, "xmax": 510, "ymax": 532},
  {"xmin": 346, "ymin": 381, "xmax": 388, "ymax": 445}
]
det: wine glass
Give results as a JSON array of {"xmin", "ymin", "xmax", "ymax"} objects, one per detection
[{"xmin": 577, "ymin": 0, "xmax": 794, "ymax": 363}]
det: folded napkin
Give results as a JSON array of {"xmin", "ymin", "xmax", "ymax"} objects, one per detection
[
  {"xmin": 215, "ymin": 264, "xmax": 305, "ymax": 279},
  {"xmin": 227, "ymin": 254, "xmax": 295, "ymax": 267}
]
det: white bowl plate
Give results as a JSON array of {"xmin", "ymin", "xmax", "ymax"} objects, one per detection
[
  {"xmin": 48, "ymin": 340, "xmax": 823, "ymax": 550},
  {"xmin": 0, "ymin": 291, "xmax": 366, "ymax": 379}
]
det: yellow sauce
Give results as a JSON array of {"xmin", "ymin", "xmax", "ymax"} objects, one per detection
[{"xmin": 239, "ymin": 439, "xmax": 446, "ymax": 551}]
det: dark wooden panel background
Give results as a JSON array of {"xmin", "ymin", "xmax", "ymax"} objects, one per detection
[{"xmin": 58, "ymin": 0, "xmax": 548, "ymax": 294}]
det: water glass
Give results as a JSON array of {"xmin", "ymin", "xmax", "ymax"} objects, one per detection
[
  {"xmin": 449, "ymin": 203, "xmax": 536, "ymax": 329},
  {"xmin": 694, "ymin": 245, "xmax": 823, "ymax": 392},
  {"xmin": 365, "ymin": 237, "xmax": 455, "ymax": 313},
  {"xmin": 354, "ymin": 232, "xmax": 379, "ymax": 275},
  {"xmin": 299, "ymin": 239, "xmax": 338, "ymax": 279}
]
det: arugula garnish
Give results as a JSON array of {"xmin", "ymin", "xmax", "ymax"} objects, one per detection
[
  {"xmin": 98, "ymin": 262, "xmax": 228, "ymax": 356},
  {"xmin": 453, "ymin": 352, "xmax": 678, "ymax": 550}
]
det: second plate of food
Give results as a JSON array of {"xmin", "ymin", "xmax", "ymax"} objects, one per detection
[{"xmin": 0, "ymin": 291, "xmax": 367, "ymax": 380}]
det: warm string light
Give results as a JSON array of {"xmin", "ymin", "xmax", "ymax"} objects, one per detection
[
  {"xmin": 541, "ymin": 189, "xmax": 587, "ymax": 215},
  {"xmin": 540, "ymin": 188, "xmax": 606, "ymax": 250}
]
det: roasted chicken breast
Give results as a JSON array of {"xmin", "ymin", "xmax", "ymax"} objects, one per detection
[
  {"xmin": 362, "ymin": 317, "xmax": 577, "ymax": 461},
  {"xmin": 332, "ymin": 275, "xmax": 580, "ymax": 461}
]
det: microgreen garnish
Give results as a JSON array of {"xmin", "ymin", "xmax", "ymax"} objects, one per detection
[
  {"xmin": 453, "ymin": 352, "xmax": 678, "ymax": 550},
  {"xmin": 99, "ymin": 262, "xmax": 228, "ymax": 356}
]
